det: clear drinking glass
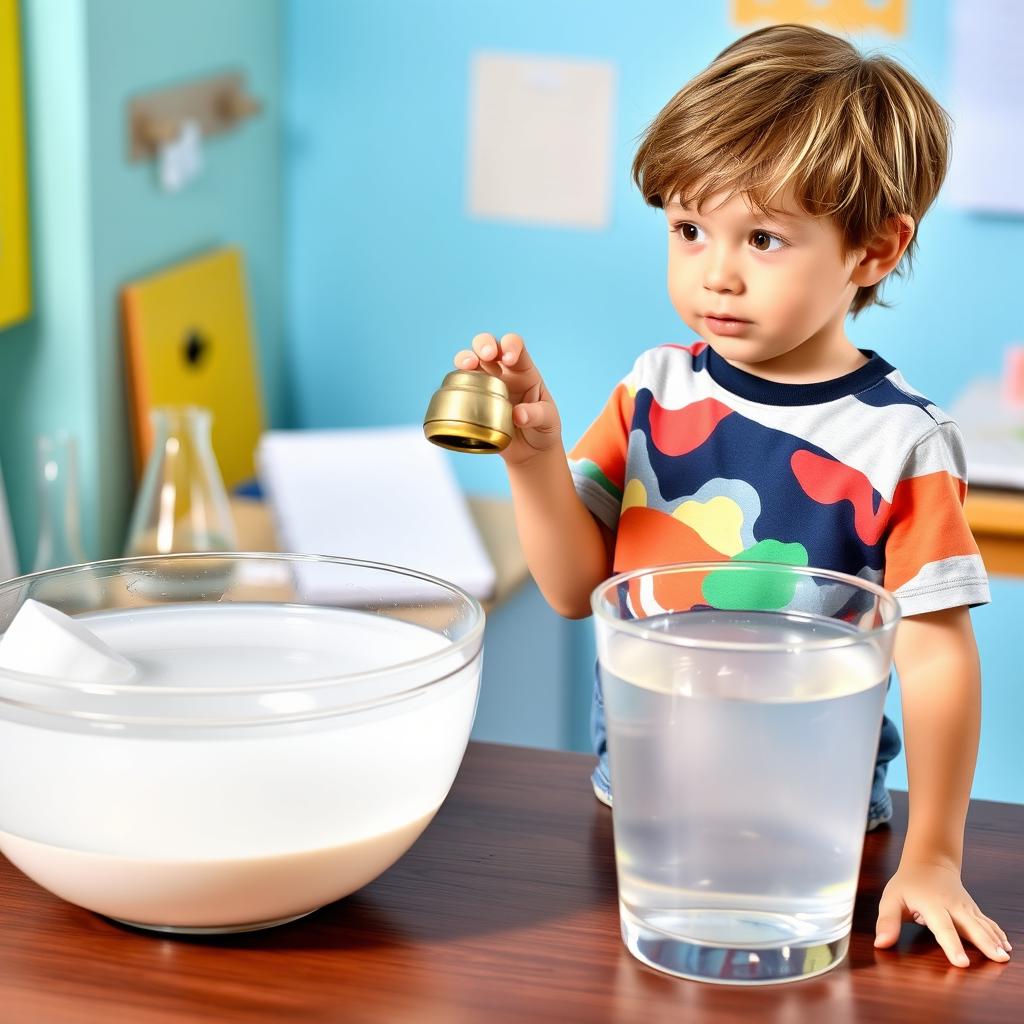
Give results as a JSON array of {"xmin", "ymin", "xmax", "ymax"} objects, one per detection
[
  {"xmin": 592, "ymin": 561, "xmax": 901, "ymax": 985},
  {"xmin": 32, "ymin": 433, "xmax": 87, "ymax": 572}
]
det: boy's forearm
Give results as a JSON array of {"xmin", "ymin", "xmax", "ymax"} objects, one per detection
[
  {"xmin": 894, "ymin": 608, "xmax": 981, "ymax": 869},
  {"xmin": 506, "ymin": 449, "xmax": 613, "ymax": 619}
]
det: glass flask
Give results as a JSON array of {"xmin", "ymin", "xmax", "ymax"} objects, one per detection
[
  {"xmin": 125, "ymin": 406, "xmax": 237, "ymax": 557},
  {"xmin": 33, "ymin": 433, "xmax": 87, "ymax": 572}
]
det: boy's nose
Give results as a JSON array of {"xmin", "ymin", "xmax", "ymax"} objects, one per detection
[{"xmin": 703, "ymin": 249, "xmax": 743, "ymax": 294}]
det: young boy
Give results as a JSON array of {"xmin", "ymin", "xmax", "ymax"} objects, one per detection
[{"xmin": 454, "ymin": 24, "xmax": 1010, "ymax": 967}]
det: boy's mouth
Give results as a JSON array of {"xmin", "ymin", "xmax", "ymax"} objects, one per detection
[{"xmin": 703, "ymin": 313, "xmax": 751, "ymax": 336}]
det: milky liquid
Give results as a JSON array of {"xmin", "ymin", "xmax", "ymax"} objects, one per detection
[
  {"xmin": 600, "ymin": 611, "xmax": 888, "ymax": 957},
  {"xmin": 0, "ymin": 603, "xmax": 481, "ymax": 929}
]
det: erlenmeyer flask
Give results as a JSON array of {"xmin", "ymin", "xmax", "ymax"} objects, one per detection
[
  {"xmin": 125, "ymin": 406, "xmax": 237, "ymax": 557},
  {"xmin": 33, "ymin": 433, "xmax": 87, "ymax": 571}
]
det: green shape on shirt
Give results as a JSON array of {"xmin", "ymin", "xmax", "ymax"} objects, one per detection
[
  {"xmin": 701, "ymin": 539, "xmax": 809, "ymax": 611},
  {"xmin": 574, "ymin": 458, "xmax": 622, "ymax": 501}
]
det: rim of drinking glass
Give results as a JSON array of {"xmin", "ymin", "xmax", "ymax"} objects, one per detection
[
  {"xmin": 0, "ymin": 551, "xmax": 485, "ymax": 697},
  {"xmin": 591, "ymin": 561, "xmax": 901, "ymax": 652}
]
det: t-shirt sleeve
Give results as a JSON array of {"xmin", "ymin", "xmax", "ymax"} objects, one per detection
[
  {"xmin": 883, "ymin": 421, "xmax": 990, "ymax": 617},
  {"xmin": 567, "ymin": 365, "xmax": 638, "ymax": 531}
]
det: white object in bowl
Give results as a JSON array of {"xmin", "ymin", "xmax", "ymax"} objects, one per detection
[{"xmin": 0, "ymin": 599, "xmax": 135, "ymax": 683}]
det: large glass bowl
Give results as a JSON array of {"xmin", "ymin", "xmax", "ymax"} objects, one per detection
[{"xmin": 0, "ymin": 553, "xmax": 484, "ymax": 934}]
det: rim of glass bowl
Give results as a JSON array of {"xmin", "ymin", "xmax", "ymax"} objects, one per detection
[
  {"xmin": 591, "ymin": 561, "xmax": 901, "ymax": 653},
  {"xmin": 0, "ymin": 551, "xmax": 485, "ymax": 698}
]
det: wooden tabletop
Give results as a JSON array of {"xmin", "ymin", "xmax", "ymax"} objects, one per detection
[
  {"xmin": 0, "ymin": 742, "xmax": 1020, "ymax": 1022},
  {"xmin": 965, "ymin": 488, "xmax": 1024, "ymax": 577}
]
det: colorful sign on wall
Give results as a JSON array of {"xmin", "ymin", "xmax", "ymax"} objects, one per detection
[{"xmin": 732, "ymin": 0, "xmax": 906, "ymax": 36}]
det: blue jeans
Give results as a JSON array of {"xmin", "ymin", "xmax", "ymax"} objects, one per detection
[{"xmin": 590, "ymin": 667, "xmax": 901, "ymax": 830}]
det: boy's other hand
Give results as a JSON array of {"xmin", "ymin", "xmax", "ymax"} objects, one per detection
[
  {"xmin": 454, "ymin": 333, "xmax": 562, "ymax": 466},
  {"xmin": 875, "ymin": 861, "xmax": 1011, "ymax": 967}
]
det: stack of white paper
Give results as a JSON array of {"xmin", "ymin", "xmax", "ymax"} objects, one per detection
[
  {"xmin": 950, "ymin": 380, "xmax": 1024, "ymax": 490},
  {"xmin": 257, "ymin": 426, "xmax": 496, "ymax": 604}
]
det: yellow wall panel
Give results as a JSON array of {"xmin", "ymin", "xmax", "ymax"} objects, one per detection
[
  {"xmin": 122, "ymin": 247, "xmax": 265, "ymax": 490},
  {"xmin": 0, "ymin": 0, "xmax": 32, "ymax": 329}
]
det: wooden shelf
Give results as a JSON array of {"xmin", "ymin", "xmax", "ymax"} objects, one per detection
[{"xmin": 965, "ymin": 487, "xmax": 1024, "ymax": 577}]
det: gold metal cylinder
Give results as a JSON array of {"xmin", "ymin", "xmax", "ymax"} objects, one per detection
[{"xmin": 423, "ymin": 370, "xmax": 514, "ymax": 453}]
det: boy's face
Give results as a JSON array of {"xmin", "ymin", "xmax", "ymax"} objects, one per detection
[{"xmin": 664, "ymin": 189, "xmax": 862, "ymax": 375}]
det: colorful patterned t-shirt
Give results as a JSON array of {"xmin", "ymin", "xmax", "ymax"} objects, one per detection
[{"xmin": 569, "ymin": 342, "xmax": 990, "ymax": 618}]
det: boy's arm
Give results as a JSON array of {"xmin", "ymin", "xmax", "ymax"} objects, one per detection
[
  {"xmin": 874, "ymin": 606, "xmax": 1011, "ymax": 966},
  {"xmin": 454, "ymin": 332, "xmax": 614, "ymax": 619},
  {"xmin": 507, "ymin": 449, "xmax": 614, "ymax": 618}
]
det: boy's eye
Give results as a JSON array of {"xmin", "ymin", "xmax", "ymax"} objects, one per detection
[
  {"xmin": 750, "ymin": 230, "xmax": 784, "ymax": 252},
  {"xmin": 677, "ymin": 222, "xmax": 704, "ymax": 243}
]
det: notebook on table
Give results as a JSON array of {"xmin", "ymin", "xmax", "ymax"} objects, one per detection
[{"xmin": 257, "ymin": 426, "xmax": 497, "ymax": 604}]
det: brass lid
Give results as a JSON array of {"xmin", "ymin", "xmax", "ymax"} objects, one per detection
[{"xmin": 423, "ymin": 370, "xmax": 514, "ymax": 454}]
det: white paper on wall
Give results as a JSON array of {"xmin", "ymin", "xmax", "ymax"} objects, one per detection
[
  {"xmin": 0, "ymin": 459, "xmax": 18, "ymax": 582},
  {"xmin": 158, "ymin": 118, "xmax": 204, "ymax": 194},
  {"xmin": 946, "ymin": 0, "xmax": 1024, "ymax": 214},
  {"xmin": 467, "ymin": 51, "xmax": 616, "ymax": 229}
]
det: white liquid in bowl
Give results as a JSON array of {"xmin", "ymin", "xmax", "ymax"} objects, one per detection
[
  {"xmin": 0, "ymin": 603, "xmax": 481, "ymax": 931},
  {"xmin": 0, "ymin": 811, "xmax": 435, "ymax": 931}
]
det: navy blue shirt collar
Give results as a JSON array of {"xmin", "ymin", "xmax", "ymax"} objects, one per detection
[{"xmin": 704, "ymin": 345, "xmax": 895, "ymax": 407}]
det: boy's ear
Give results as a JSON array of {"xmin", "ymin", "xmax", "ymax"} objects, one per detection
[{"xmin": 850, "ymin": 215, "xmax": 915, "ymax": 287}]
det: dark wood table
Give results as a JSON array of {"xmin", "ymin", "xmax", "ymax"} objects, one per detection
[{"xmin": 1, "ymin": 743, "xmax": 1020, "ymax": 1022}]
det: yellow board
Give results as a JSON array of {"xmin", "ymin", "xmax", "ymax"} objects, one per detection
[
  {"xmin": 122, "ymin": 247, "xmax": 265, "ymax": 489},
  {"xmin": 732, "ymin": 0, "xmax": 906, "ymax": 35},
  {"xmin": 0, "ymin": 0, "xmax": 32, "ymax": 329}
]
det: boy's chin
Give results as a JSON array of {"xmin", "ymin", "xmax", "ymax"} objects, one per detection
[{"xmin": 701, "ymin": 335, "xmax": 766, "ymax": 361}]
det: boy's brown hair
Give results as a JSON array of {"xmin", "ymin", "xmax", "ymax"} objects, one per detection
[{"xmin": 632, "ymin": 23, "xmax": 951, "ymax": 315}]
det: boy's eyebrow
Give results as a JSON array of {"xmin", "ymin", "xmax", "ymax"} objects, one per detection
[
  {"xmin": 665, "ymin": 199, "xmax": 804, "ymax": 227},
  {"xmin": 759, "ymin": 208, "xmax": 803, "ymax": 224}
]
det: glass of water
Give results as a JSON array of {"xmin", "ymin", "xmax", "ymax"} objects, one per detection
[{"xmin": 592, "ymin": 561, "xmax": 900, "ymax": 985}]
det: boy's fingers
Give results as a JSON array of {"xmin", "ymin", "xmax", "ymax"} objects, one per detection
[
  {"xmin": 922, "ymin": 907, "xmax": 970, "ymax": 967},
  {"xmin": 873, "ymin": 927, "xmax": 900, "ymax": 948},
  {"xmin": 975, "ymin": 908, "xmax": 1011, "ymax": 950},
  {"xmin": 514, "ymin": 401, "xmax": 558, "ymax": 432},
  {"xmin": 498, "ymin": 333, "xmax": 535, "ymax": 372},
  {"xmin": 471, "ymin": 332, "xmax": 500, "ymax": 363},
  {"xmin": 957, "ymin": 909, "xmax": 1011, "ymax": 962},
  {"xmin": 455, "ymin": 349, "xmax": 479, "ymax": 370},
  {"xmin": 874, "ymin": 901, "xmax": 903, "ymax": 948}
]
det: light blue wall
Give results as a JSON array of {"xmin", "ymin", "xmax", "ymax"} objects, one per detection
[
  {"xmin": 0, "ymin": 0, "xmax": 95, "ymax": 571},
  {"xmin": 279, "ymin": 0, "xmax": 1023, "ymax": 801},
  {"xmin": 85, "ymin": 0, "xmax": 286, "ymax": 559},
  {"xmin": 0, "ymin": 0, "xmax": 284, "ymax": 566}
]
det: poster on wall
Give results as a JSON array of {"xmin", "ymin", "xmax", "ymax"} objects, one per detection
[
  {"xmin": 946, "ymin": 0, "xmax": 1024, "ymax": 214},
  {"xmin": 0, "ymin": 0, "xmax": 32, "ymax": 330},
  {"xmin": 731, "ymin": 0, "xmax": 906, "ymax": 35}
]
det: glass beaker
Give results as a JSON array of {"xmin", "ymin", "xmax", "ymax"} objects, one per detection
[
  {"xmin": 33, "ymin": 433, "xmax": 87, "ymax": 572},
  {"xmin": 592, "ymin": 562, "xmax": 900, "ymax": 985},
  {"xmin": 125, "ymin": 406, "xmax": 237, "ymax": 557}
]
